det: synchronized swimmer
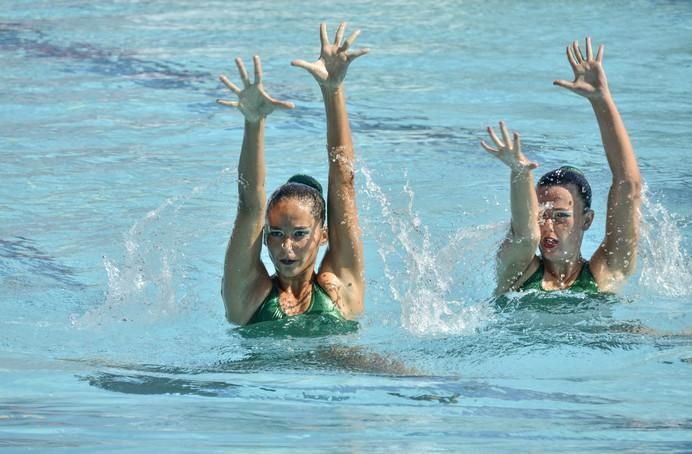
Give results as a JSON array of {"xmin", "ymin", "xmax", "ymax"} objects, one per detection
[
  {"xmin": 480, "ymin": 38, "xmax": 641, "ymax": 295},
  {"xmin": 218, "ymin": 25, "xmax": 642, "ymax": 325},
  {"xmin": 218, "ymin": 23, "xmax": 367, "ymax": 326}
]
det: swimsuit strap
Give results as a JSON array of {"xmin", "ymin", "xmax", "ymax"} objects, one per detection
[
  {"xmin": 519, "ymin": 259, "xmax": 598, "ymax": 293},
  {"xmin": 247, "ymin": 276, "xmax": 343, "ymax": 324}
]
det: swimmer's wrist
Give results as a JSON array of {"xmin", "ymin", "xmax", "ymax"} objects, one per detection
[
  {"xmin": 244, "ymin": 117, "xmax": 265, "ymax": 127},
  {"xmin": 321, "ymin": 84, "xmax": 345, "ymax": 98},
  {"xmin": 589, "ymin": 92, "xmax": 615, "ymax": 110},
  {"xmin": 510, "ymin": 165, "xmax": 532, "ymax": 179}
]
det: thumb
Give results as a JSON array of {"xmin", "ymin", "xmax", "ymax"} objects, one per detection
[
  {"xmin": 291, "ymin": 59, "xmax": 314, "ymax": 72},
  {"xmin": 553, "ymin": 79, "xmax": 574, "ymax": 90}
]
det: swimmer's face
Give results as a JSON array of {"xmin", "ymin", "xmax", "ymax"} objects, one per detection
[
  {"xmin": 264, "ymin": 197, "xmax": 327, "ymax": 279},
  {"xmin": 536, "ymin": 184, "xmax": 594, "ymax": 262}
]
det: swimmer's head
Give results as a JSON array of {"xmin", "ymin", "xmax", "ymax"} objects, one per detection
[
  {"xmin": 537, "ymin": 166, "xmax": 592, "ymax": 211},
  {"xmin": 267, "ymin": 174, "xmax": 326, "ymax": 226}
]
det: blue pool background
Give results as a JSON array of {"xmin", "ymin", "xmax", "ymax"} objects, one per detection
[{"xmin": 1, "ymin": 0, "xmax": 691, "ymax": 451}]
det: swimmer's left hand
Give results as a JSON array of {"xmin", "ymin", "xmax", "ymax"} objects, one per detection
[
  {"xmin": 291, "ymin": 22, "xmax": 369, "ymax": 92},
  {"xmin": 554, "ymin": 37, "xmax": 611, "ymax": 101}
]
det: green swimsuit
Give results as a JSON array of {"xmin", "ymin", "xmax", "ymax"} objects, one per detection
[
  {"xmin": 519, "ymin": 260, "xmax": 599, "ymax": 293},
  {"xmin": 247, "ymin": 278, "xmax": 344, "ymax": 325}
]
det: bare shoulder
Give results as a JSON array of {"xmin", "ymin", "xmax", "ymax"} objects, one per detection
[
  {"xmin": 316, "ymin": 270, "xmax": 363, "ymax": 319},
  {"xmin": 496, "ymin": 254, "xmax": 541, "ymax": 294},
  {"xmin": 516, "ymin": 255, "xmax": 541, "ymax": 287},
  {"xmin": 588, "ymin": 249, "xmax": 628, "ymax": 293},
  {"xmin": 223, "ymin": 268, "xmax": 274, "ymax": 324}
]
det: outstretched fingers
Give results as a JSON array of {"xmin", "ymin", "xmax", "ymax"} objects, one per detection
[
  {"xmin": 219, "ymin": 74, "xmax": 241, "ymax": 94},
  {"xmin": 513, "ymin": 132, "xmax": 521, "ymax": 152},
  {"xmin": 216, "ymin": 99, "xmax": 239, "ymax": 108},
  {"xmin": 487, "ymin": 125, "xmax": 504, "ymax": 148},
  {"xmin": 499, "ymin": 121, "xmax": 512, "ymax": 148},
  {"xmin": 566, "ymin": 45, "xmax": 579, "ymax": 72},
  {"xmin": 340, "ymin": 29, "xmax": 360, "ymax": 52},
  {"xmin": 271, "ymin": 98, "xmax": 295, "ymax": 110},
  {"xmin": 320, "ymin": 23, "xmax": 329, "ymax": 48},
  {"xmin": 235, "ymin": 57, "xmax": 251, "ymax": 88},
  {"xmin": 347, "ymin": 47, "xmax": 369, "ymax": 61},
  {"xmin": 253, "ymin": 55, "xmax": 262, "ymax": 84},
  {"xmin": 553, "ymin": 78, "xmax": 574, "ymax": 90},
  {"xmin": 257, "ymin": 85, "xmax": 294, "ymax": 110},
  {"xmin": 290, "ymin": 58, "xmax": 315, "ymax": 71},
  {"xmin": 586, "ymin": 36, "xmax": 593, "ymax": 61},
  {"xmin": 290, "ymin": 58, "xmax": 327, "ymax": 81},
  {"xmin": 595, "ymin": 43, "xmax": 604, "ymax": 62},
  {"xmin": 480, "ymin": 139, "xmax": 498, "ymax": 154},
  {"xmin": 334, "ymin": 22, "xmax": 346, "ymax": 46},
  {"xmin": 572, "ymin": 40, "xmax": 585, "ymax": 63}
]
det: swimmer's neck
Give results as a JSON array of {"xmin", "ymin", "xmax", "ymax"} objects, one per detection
[
  {"xmin": 275, "ymin": 268, "xmax": 316, "ymax": 296},
  {"xmin": 542, "ymin": 255, "xmax": 585, "ymax": 289}
]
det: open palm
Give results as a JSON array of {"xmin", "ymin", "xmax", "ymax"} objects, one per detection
[
  {"xmin": 480, "ymin": 122, "xmax": 538, "ymax": 174},
  {"xmin": 291, "ymin": 23, "xmax": 369, "ymax": 91},
  {"xmin": 554, "ymin": 37, "xmax": 610, "ymax": 100},
  {"xmin": 217, "ymin": 56, "xmax": 294, "ymax": 122}
]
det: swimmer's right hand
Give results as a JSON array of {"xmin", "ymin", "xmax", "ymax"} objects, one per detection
[
  {"xmin": 480, "ymin": 121, "xmax": 538, "ymax": 175},
  {"xmin": 216, "ymin": 55, "xmax": 294, "ymax": 123}
]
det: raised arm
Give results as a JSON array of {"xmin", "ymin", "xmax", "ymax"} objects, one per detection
[
  {"xmin": 554, "ymin": 38, "xmax": 641, "ymax": 291},
  {"xmin": 217, "ymin": 56, "xmax": 294, "ymax": 324},
  {"xmin": 291, "ymin": 23, "xmax": 369, "ymax": 318},
  {"xmin": 481, "ymin": 122, "xmax": 541, "ymax": 294}
]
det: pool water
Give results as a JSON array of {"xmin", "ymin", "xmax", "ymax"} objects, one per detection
[{"xmin": 1, "ymin": 0, "xmax": 691, "ymax": 451}]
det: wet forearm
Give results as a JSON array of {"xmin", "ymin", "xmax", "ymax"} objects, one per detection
[
  {"xmin": 509, "ymin": 169, "xmax": 540, "ymax": 241},
  {"xmin": 237, "ymin": 119, "xmax": 266, "ymax": 213},
  {"xmin": 590, "ymin": 95, "xmax": 640, "ymax": 184}
]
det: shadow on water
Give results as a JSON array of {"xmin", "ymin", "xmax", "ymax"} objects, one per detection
[
  {"xmin": 79, "ymin": 368, "xmax": 631, "ymax": 407},
  {"xmin": 77, "ymin": 338, "xmax": 423, "ymax": 398},
  {"xmin": 0, "ymin": 236, "xmax": 84, "ymax": 289},
  {"xmin": 0, "ymin": 21, "xmax": 208, "ymax": 91}
]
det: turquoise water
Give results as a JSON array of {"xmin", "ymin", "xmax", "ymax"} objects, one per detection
[{"xmin": 1, "ymin": 0, "xmax": 691, "ymax": 451}]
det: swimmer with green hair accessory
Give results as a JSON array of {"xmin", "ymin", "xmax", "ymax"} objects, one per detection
[
  {"xmin": 480, "ymin": 37, "xmax": 642, "ymax": 294},
  {"xmin": 217, "ymin": 23, "xmax": 368, "ymax": 325}
]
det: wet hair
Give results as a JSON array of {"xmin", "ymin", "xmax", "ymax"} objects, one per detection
[
  {"xmin": 537, "ymin": 166, "xmax": 592, "ymax": 210},
  {"xmin": 267, "ymin": 174, "xmax": 326, "ymax": 226}
]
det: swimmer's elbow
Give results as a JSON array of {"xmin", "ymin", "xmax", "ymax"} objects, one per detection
[
  {"xmin": 611, "ymin": 178, "xmax": 642, "ymax": 202},
  {"xmin": 342, "ymin": 300, "xmax": 364, "ymax": 320},
  {"xmin": 225, "ymin": 309, "xmax": 249, "ymax": 326},
  {"xmin": 508, "ymin": 223, "xmax": 540, "ymax": 246},
  {"xmin": 222, "ymin": 296, "xmax": 249, "ymax": 326}
]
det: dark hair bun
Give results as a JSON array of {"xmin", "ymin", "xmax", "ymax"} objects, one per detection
[{"xmin": 287, "ymin": 174, "xmax": 323, "ymax": 196}]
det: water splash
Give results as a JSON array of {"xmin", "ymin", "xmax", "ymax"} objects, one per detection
[
  {"xmin": 361, "ymin": 166, "xmax": 498, "ymax": 336},
  {"xmin": 637, "ymin": 187, "xmax": 691, "ymax": 297},
  {"xmin": 75, "ymin": 197, "xmax": 182, "ymax": 328},
  {"xmin": 72, "ymin": 169, "xmax": 234, "ymax": 329}
]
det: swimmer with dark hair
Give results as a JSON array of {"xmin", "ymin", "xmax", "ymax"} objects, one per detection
[
  {"xmin": 217, "ymin": 23, "xmax": 368, "ymax": 325},
  {"xmin": 480, "ymin": 37, "xmax": 641, "ymax": 294}
]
